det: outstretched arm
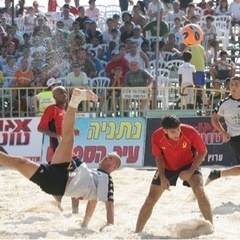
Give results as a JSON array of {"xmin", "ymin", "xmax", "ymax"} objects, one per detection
[
  {"xmin": 105, "ymin": 200, "xmax": 114, "ymax": 225},
  {"xmin": 81, "ymin": 199, "xmax": 98, "ymax": 227}
]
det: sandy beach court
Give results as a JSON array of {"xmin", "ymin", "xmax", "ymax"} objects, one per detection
[{"xmin": 0, "ymin": 165, "xmax": 240, "ymax": 239}]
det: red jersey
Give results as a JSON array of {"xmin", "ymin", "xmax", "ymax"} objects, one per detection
[
  {"xmin": 38, "ymin": 105, "xmax": 65, "ymax": 162},
  {"xmin": 151, "ymin": 124, "xmax": 206, "ymax": 171},
  {"xmin": 105, "ymin": 58, "xmax": 129, "ymax": 79},
  {"xmin": 48, "ymin": 0, "xmax": 58, "ymax": 12}
]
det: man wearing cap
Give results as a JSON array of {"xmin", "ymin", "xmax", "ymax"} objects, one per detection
[
  {"xmin": 0, "ymin": 88, "xmax": 122, "ymax": 226},
  {"xmin": 32, "ymin": 17, "xmax": 52, "ymax": 42},
  {"xmin": 105, "ymin": 49, "xmax": 129, "ymax": 80},
  {"xmin": 33, "ymin": 78, "xmax": 61, "ymax": 116},
  {"xmin": 129, "ymin": 25, "xmax": 147, "ymax": 51}
]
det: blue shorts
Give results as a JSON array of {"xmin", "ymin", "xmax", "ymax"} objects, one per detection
[
  {"xmin": 195, "ymin": 72, "xmax": 205, "ymax": 87},
  {"xmin": 151, "ymin": 163, "xmax": 202, "ymax": 187}
]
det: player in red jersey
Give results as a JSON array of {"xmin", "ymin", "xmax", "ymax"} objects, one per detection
[
  {"xmin": 135, "ymin": 115, "xmax": 213, "ymax": 233},
  {"xmin": 37, "ymin": 86, "xmax": 80, "ymax": 213}
]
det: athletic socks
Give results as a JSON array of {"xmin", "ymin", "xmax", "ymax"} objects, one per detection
[{"xmin": 68, "ymin": 89, "xmax": 87, "ymax": 108}]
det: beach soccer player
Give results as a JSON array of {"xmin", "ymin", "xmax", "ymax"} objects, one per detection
[{"xmin": 0, "ymin": 88, "xmax": 122, "ymax": 227}]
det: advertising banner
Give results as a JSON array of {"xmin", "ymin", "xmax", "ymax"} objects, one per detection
[
  {"xmin": 42, "ymin": 118, "xmax": 146, "ymax": 168},
  {"xmin": 0, "ymin": 117, "xmax": 42, "ymax": 163},
  {"xmin": 144, "ymin": 117, "xmax": 237, "ymax": 167}
]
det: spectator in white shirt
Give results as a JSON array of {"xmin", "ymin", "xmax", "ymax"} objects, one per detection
[
  {"xmin": 66, "ymin": 63, "xmax": 88, "ymax": 87},
  {"xmin": 147, "ymin": 0, "xmax": 164, "ymax": 21},
  {"xmin": 85, "ymin": 0, "xmax": 100, "ymax": 20},
  {"xmin": 165, "ymin": 0, "xmax": 185, "ymax": 22},
  {"xmin": 59, "ymin": 5, "xmax": 75, "ymax": 31}
]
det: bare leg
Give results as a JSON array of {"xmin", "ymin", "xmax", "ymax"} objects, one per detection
[
  {"xmin": 188, "ymin": 174, "xmax": 213, "ymax": 224},
  {"xmin": 72, "ymin": 198, "xmax": 79, "ymax": 214},
  {"xmin": 0, "ymin": 152, "xmax": 39, "ymax": 179},
  {"xmin": 135, "ymin": 184, "xmax": 165, "ymax": 233},
  {"xmin": 206, "ymin": 166, "xmax": 240, "ymax": 185},
  {"xmin": 51, "ymin": 89, "xmax": 98, "ymax": 165},
  {"xmin": 222, "ymin": 166, "xmax": 240, "ymax": 177}
]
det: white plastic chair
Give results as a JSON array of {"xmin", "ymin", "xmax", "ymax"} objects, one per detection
[
  {"xmin": 2, "ymin": 77, "xmax": 15, "ymax": 98},
  {"xmin": 166, "ymin": 59, "xmax": 183, "ymax": 101},
  {"xmin": 162, "ymin": 51, "xmax": 174, "ymax": 61},
  {"xmin": 56, "ymin": 77, "xmax": 67, "ymax": 86},
  {"xmin": 105, "ymin": 10, "xmax": 121, "ymax": 19},
  {"xmin": 13, "ymin": 17, "xmax": 25, "ymax": 32},
  {"xmin": 195, "ymin": 6, "xmax": 204, "ymax": 17},
  {"xmin": 214, "ymin": 20, "xmax": 229, "ymax": 50},
  {"xmin": 105, "ymin": 5, "xmax": 121, "ymax": 12},
  {"xmin": 97, "ymin": 5, "xmax": 106, "ymax": 18},
  {"xmin": 149, "ymin": 60, "xmax": 167, "ymax": 70},
  {"xmin": 156, "ymin": 69, "xmax": 170, "ymax": 110},
  {"xmin": 101, "ymin": 60, "xmax": 108, "ymax": 69},
  {"xmin": 95, "ymin": 17, "xmax": 107, "ymax": 32},
  {"xmin": 98, "ymin": 69, "xmax": 107, "ymax": 77},
  {"xmin": 168, "ymin": 21, "xmax": 175, "ymax": 31},
  {"xmin": 146, "ymin": 51, "xmax": 155, "ymax": 61},
  {"xmin": 99, "ymin": 44, "xmax": 109, "ymax": 53},
  {"xmin": 89, "ymin": 77, "xmax": 110, "ymax": 96}
]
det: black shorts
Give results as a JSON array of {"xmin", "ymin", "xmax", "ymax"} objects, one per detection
[
  {"xmin": 230, "ymin": 135, "xmax": 240, "ymax": 164},
  {"xmin": 231, "ymin": 19, "xmax": 240, "ymax": 26},
  {"xmin": 30, "ymin": 163, "xmax": 70, "ymax": 196},
  {"xmin": 152, "ymin": 163, "xmax": 202, "ymax": 187},
  {"xmin": 208, "ymin": 40, "xmax": 219, "ymax": 48},
  {"xmin": 217, "ymin": 70, "xmax": 230, "ymax": 80}
]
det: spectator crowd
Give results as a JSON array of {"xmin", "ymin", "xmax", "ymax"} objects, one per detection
[{"xmin": 0, "ymin": 0, "xmax": 238, "ymax": 116}]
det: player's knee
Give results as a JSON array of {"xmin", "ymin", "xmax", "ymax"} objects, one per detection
[{"xmin": 145, "ymin": 194, "xmax": 159, "ymax": 206}]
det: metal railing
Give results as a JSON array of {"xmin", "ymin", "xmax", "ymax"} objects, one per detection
[{"xmin": 0, "ymin": 86, "xmax": 230, "ymax": 118}]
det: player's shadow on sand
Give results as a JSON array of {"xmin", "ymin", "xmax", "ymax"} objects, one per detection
[
  {"xmin": 18, "ymin": 228, "xmax": 96, "ymax": 239},
  {"xmin": 213, "ymin": 201, "xmax": 240, "ymax": 215},
  {"xmin": 138, "ymin": 233, "xmax": 173, "ymax": 239},
  {"xmin": 6, "ymin": 216, "xmax": 50, "ymax": 225}
]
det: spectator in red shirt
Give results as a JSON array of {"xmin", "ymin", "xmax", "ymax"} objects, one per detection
[
  {"xmin": 105, "ymin": 49, "xmax": 129, "ymax": 80},
  {"xmin": 48, "ymin": 0, "xmax": 58, "ymax": 12},
  {"xmin": 2, "ymin": 25, "xmax": 19, "ymax": 49},
  {"xmin": 135, "ymin": 115, "xmax": 213, "ymax": 233}
]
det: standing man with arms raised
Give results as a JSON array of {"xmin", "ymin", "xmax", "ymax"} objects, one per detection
[
  {"xmin": 207, "ymin": 76, "xmax": 240, "ymax": 183},
  {"xmin": 135, "ymin": 115, "xmax": 213, "ymax": 233}
]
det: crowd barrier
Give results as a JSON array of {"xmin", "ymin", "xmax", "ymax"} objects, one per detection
[{"xmin": 0, "ymin": 85, "xmax": 230, "ymax": 118}]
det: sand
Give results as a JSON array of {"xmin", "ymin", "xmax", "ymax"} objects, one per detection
[{"xmin": 0, "ymin": 165, "xmax": 240, "ymax": 239}]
